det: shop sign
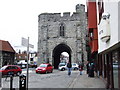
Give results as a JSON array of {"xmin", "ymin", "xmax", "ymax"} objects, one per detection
[{"xmin": 99, "ymin": 13, "xmax": 111, "ymax": 42}]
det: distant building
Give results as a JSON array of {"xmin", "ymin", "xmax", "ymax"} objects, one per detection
[
  {"xmin": 29, "ymin": 52, "xmax": 38, "ymax": 65},
  {"xmin": 15, "ymin": 51, "xmax": 38, "ymax": 65},
  {"xmin": 15, "ymin": 51, "xmax": 27, "ymax": 61},
  {"xmin": 0, "ymin": 40, "xmax": 15, "ymax": 67},
  {"xmin": 38, "ymin": 4, "xmax": 87, "ymax": 69}
]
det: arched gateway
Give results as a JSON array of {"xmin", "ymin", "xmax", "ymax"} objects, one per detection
[
  {"xmin": 52, "ymin": 43, "xmax": 72, "ymax": 69},
  {"xmin": 38, "ymin": 4, "xmax": 87, "ymax": 68}
]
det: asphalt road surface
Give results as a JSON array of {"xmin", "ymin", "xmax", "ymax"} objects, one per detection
[{"xmin": 1, "ymin": 68, "xmax": 105, "ymax": 88}]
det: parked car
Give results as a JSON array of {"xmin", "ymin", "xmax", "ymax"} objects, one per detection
[
  {"xmin": 36, "ymin": 63, "xmax": 53, "ymax": 74},
  {"xmin": 17, "ymin": 60, "xmax": 29, "ymax": 69},
  {"xmin": 0, "ymin": 65, "xmax": 22, "ymax": 76},
  {"xmin": 72, "ymin": 63, "xmax": 79, "ymax": 70},
  {"xmin": 58, "ymin": 63, "xmax": 67, "ymax": 71},
  {"xmin": 30, "ymin": 64, "xmax": 37, "ymax": 68}
]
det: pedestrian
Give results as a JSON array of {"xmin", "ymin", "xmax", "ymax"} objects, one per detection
[
  {"xmin": 79, "ymin": 63, "xmax": 83, "ymax": 75},
  {"xmin": 67, "ymin": 61, "xmax": 72, "ymax": 76},
  {"xmin": 86, "ymin": 61, "xmax": 90, "ymax": 74},
  {"xmin": 88, "ymin": 61, "xmax": 95, "ymax": 77}
]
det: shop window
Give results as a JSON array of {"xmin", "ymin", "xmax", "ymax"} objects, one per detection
[{"xmin": 112, "ymin": 51, "xmax": 119, "ymax": 88}]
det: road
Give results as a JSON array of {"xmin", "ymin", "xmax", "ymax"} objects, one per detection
[{"xmin": 1, "ymin": 68, "xmax": 105, "ymax": 88}]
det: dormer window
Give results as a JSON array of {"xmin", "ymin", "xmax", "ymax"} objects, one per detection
[{"xmin": 59, "ymin": 23, "xmax": 65, "ymax": 37}]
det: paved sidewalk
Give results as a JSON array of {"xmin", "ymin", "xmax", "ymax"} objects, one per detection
[{"xmin": 68, "ymin": 70, "xmax": 106, "ymax": 88}]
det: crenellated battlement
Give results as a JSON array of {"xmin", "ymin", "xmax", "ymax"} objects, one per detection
[{"xmin": 38, "ymin": 4, "xmax": 85, "ymax": 22}]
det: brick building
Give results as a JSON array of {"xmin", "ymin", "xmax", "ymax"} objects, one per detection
[{"xmin": 0, "ymin": 40, "xmax": 15, "ymax": 67}]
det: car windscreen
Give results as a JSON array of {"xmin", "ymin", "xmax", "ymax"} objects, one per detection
[
  {"xmin": 59, "ymin": 64, "xmax": 66, "ymax": 66},
  {"xmin": 0, "ymin": 66, "xmax": 8, "ymax": 70},
  {"xmin": 39, "ymin": 64, "xmax": 47, "ymax": 67},
  {"xmin": 72, "ymin": 64, "xmax": 76, "ymax": 66}
]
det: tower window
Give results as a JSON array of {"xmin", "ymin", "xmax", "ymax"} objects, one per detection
[{"xmin": 59, "ymin": 23, "xmax": 65, "ymax": 37}]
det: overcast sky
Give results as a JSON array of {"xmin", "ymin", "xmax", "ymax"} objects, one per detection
[{"xmin": 0, "ymin": 0, "xmax": 86, "ymax": 51}]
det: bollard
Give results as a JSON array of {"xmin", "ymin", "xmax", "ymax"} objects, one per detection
[
  {"xmin": 10, "ymin": 75, "xmax": 13, "ymax": 90},
  {"xmin": 8, "ymin": 72, "xmax": 14, "ymax": 90},
  {"xmin": 19, "ymin": 74, "xmax": 26, "ymax": 90}
]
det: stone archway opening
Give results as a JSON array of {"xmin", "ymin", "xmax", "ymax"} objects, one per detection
[{"xmin": 52, "ymin": 43, "xmax": 72, "ymax": 69}]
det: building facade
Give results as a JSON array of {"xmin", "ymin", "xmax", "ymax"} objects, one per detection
[
  {"xmin": 38, "ymin": 4, "xmax": 87, "ymax": 69},
  {"xmin": 87, "ymin": 0, "xmax": 120, "ymax": 89},
  {"xmin": 15, "ymin": 51, "xmax": 38, "ymax": 64},
  {"xmin": 97, "ymin": 0, "xmax": 120, "ymax": 88},
  {"xmin": 15, "ymin": 51, "xmax": 27, "ymax": 61},
  {"xmin": 87, "ymin": 1, "xmax": 98, "ymax": 63},
  {"xmin": 0, "ymin": 40, "xmax": 15, "ymax": 67}
]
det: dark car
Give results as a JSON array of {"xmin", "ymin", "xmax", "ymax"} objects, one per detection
[
  {"xmin": 0, "ymin": 65, "xmax": 22, "ymax": 76},
  {"xmin": 36, "ymin": 63, "xmax": 53, "ymax": 74}
]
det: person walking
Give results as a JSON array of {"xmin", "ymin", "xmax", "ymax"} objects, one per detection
[
  {"xmin": 67, "ymin": 61, "xmax": 72, "ymax": 76},
  {"xmin": 88, "ymin": 61, "xmax": 95, "ymax": 77},
  {"xmin": 86, "ymin": 61, "xmax": 90, "ymax": 74},
  {"xmin": 79, "ymin": 63, "xmax": 84, "ymax": 75}
]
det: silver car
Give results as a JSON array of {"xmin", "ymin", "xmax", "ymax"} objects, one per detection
[
  {"xmin": 72, "ymin": 63, "xmax": 79, "ymax": 70},
  {"xmin": 58, "ymin": 63, "xmax": 67, "ymax": 71}
]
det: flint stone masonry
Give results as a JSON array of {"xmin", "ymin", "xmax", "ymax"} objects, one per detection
[{"xmin": 38, "ymin": 4, "xmax": 87, "ymax": 65}]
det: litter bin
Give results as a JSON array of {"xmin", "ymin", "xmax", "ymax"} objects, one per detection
[{"xmin": 19, "ymin": 74, "xmax": 26, "ymax": 90}]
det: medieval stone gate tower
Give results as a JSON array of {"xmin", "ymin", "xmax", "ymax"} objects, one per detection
[{"xmin": 38, "ymin": 4, "xmax": 87, "ymax": 68}]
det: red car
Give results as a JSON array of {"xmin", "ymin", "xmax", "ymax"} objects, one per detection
[
  {"xmin": 36, "ymin": 63, "xmax": 53, "ymax": 74},
  {"xmin": 0, "ymin": 65, "xmax": 22, "ymax": 76}
]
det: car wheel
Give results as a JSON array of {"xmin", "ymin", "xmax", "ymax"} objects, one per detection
[
  {"xmin": 74, "ymin": 67, "xmax": 78, "ymax": 70},
  {"xmin": 45, "ymin": 71, "xmax": 48, "ymax": 74},
  {"xmin": 16, "ymin": 72, "xmax": 21, "ymax": 76},
  {"xmin": 51, "ymin": 70, "xmax": 53, "ymax": 73},
  {"xmin": 62, "ymin": 68, "xmax": 65, "ymax": 71}
]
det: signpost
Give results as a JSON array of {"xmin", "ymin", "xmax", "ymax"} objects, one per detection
[{"xmin": 21, "ymin": 37, "xmax": 34, "ymax": 90}]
